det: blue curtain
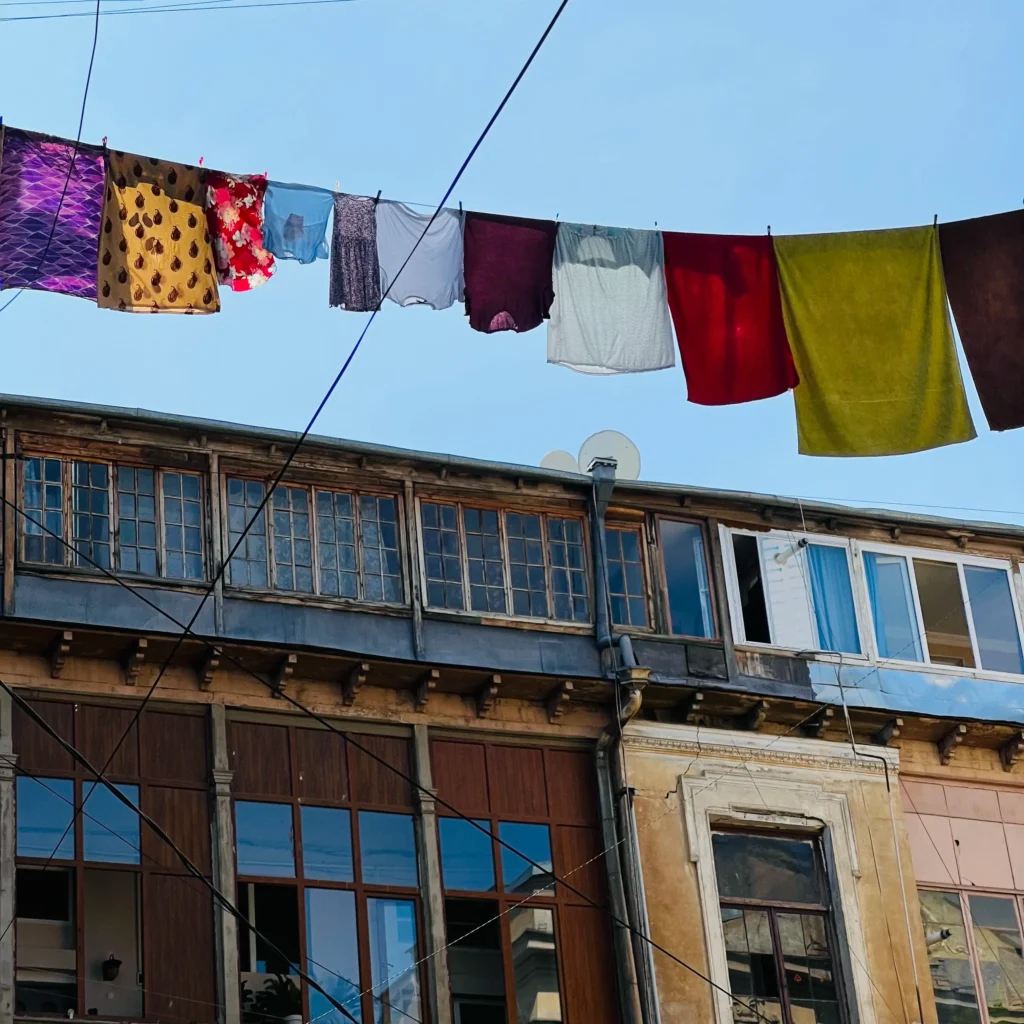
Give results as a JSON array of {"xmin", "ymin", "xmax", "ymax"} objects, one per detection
[
  {"xmin": 863, "ymin": 551, "xmax": 923, "ymax": 661},
  {"xmin": 806, "ymin": 544, "xmax": 860, "ymax": 654}
]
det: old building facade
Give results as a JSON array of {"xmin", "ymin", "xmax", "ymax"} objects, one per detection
[{"xmin": 1, "ymin": 394, "xmax": 1024, "ymax": 1024}]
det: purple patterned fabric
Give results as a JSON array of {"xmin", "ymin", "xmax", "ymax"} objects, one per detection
[{"xmin": 0, "ymin": 128, "xmax": 105, "ymax": 298}]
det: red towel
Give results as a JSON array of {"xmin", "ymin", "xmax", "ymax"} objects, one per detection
[{"xmin": 663, "ymin": 232, "xmax": 798, "ymax": 405}]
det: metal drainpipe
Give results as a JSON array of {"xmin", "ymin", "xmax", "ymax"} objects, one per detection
[{"xmin": 589, "ymin": 460, "xmax": 654, "ymax": 1024}]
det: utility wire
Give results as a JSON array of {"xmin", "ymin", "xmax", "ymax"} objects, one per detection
[
  {"xmin": 0, "ymin": 0, "xmax": 574, "ymax": 937},
  {"xmin": 0, "ymin": 0, "xmax": 101, "ymax": 313},
  {"xmin": 0, "ymin": 0, "xmax": 354, "ymax": 20}
]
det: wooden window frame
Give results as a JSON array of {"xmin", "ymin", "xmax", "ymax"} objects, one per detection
[
  {"xmin": 229, "ymin": 723, "xmax": 427, "ymax": 1024},
  {"xmin": 18, "ymin": 454, "xmax": 208, "ymax": 583},
  {"xmin": 415, "ymin": 497, "xmax": 592, "ymax": 626},
  {"xmin": 712, "ymin": 827, "xmax": 849, "ymax": 1024},
  {"xmin": 602, "ymin": 519, "xmax": 654, "ymax": 633},
  {"xmin": 652, "ymin": 514, "xmax": 719, "ymax": 640},
  {"xmin": 222, "ymin": 475, "xmax": 407, "ymax": 607},
  {"xmin": 12, "ymin": 700, "xmax": 213, "ymax": 1023}
]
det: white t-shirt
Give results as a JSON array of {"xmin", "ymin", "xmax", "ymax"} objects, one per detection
[
  {"xmin": 375, "ymin": 201, "xmax": 464, "ymax": 310},
  {"xmin": 547, "ymin": 224, "xmax": 676, "ymax": 374}
]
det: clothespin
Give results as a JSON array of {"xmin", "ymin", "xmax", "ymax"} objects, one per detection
[
  {"xmin": 458, "ymin": 201, "xmax": 463, "ymax": 215},
  {"xmin": 767, "ymin": 225, "xmax": 772, "ymax": 237},
  {"xmin": 933, "ymin": 213, "xmax": 938, "ymax": 227},
  {"xmin": 334, "ymin": 181, "xmax": 339, "ymax": 192},
  {"xmin": 198, "ymin": 156, "xmax": 204, "ymax": 167},
  {"xmin": 654, "ymin": 220, "xmax": 658, "ymax": 228},
  {"xmin": 101, "ymin": 136, "xmax": 107, "ymax": 148},
  {"xmin": 374, "ymin": 190, "xmax": 382, "ymax": 206}
]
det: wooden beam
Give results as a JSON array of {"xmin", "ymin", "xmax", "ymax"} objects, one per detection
[
  {"xmin": 342, "ymin": 662, "xmax": 370, "ymax": 706},
  {"xmin": 739, "ymin": 700, "xmax": 769, "ymax": 732},
  {"xmin": 122, "ymin": 638, "xmax": 148, "ymax": 685},
  {"xmin": 677, "ymin": 691, "xmax": 704, "ymax": 725},
  {"xmin": 476, "ymin": 674, "xmax": 501, "ymax": 717},
  {"xmin": 48, "ymin": 631, "xmax": 72, "ymax": 679},
  {"xmin": 938, "ymin": 724, "xmax": 967, "ymax": 765},
  {"xmin": 197, "ymin": 647, "xmax": 221, "ymax": 690},
  {"xmin": 414, "ymin": 668, "xmax": 440, "ymax": 712},
  {"xmin": 1002, "ymin": 732, "xmax": 1024, "ymax": 772},
  {"xmin": 874, "ymin": 718, "xmax": 903, "ymax": 747},
  {"xmin": 270, "ymin": 653, "xmax": 298, "ymax": 698},
  {"xmin": 546, "ymin": 681, "xmax": 573, "ymax": 724},
  {"xmin": 802, "ymin": 706, "xmax": 834, "ymax": 740}
]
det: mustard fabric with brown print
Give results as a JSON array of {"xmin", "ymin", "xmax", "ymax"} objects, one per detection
[{"xmin": 97, "ymin": 152, "xmax": 220, "ymax": 313}]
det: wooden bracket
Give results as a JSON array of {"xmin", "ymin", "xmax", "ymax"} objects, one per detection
[
  {"xmin": 739, "ymin": 700, "xmax": 769, "ymax": 732},
  {"xmin": 197, "ymin": 647, "xmax": 222, "ymax": 690},
  {"xmin": 938, "ymin": 724, "xmax": 967, "ymax": 765},
  {"xmin": 122, "ymin": 638, "xmax": 148, "ymax": 685},
  {"xmin": 414, "ymin": 668, "xmax": 440, "ymax": 712},
  {"xmin": 802, "ymin": 706, "xmax": 834, "ymax": 739},
  {"xmin": 49, "ymin": 631, "xmax": 72, "ymax": 679},
  {"xmin": 270, "ymin": 654, "xmax": 298, "ymax": 698},
  {"xmin": 1001, "ymin": 732, "xmax": 1024, "ymax": 772},
  {"xmin": 874, "ymin": 717, "xmax": 903, "ymax": 747},
  {"xmin": 476, "ymin": 674, "xmax": 501, "ymax": 717},
  {"xmin": 342, "ymin": 662, "xmax": 370, "ymax": 706},
  {"xmin": 677, "ymin": 691, "xmax": 704, "ymax": 725},
  {"xmin": 546, "ymin": 681, "xmax": 573, "ymax": 723}
]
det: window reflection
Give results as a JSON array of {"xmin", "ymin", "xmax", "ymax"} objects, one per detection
[
  {"xmin": 16, "ymin": 777, "xmax": 74, "ymax": 860},
  {"xmin": 721, "ymin": 907, "xmax": 785, "ymax": 1024},
  {"xmin": 439, "ymin": 818, "xmax": 495, "ymax": 892},
  {"xmin": 660, "ymin": 520, "xmax": 714, "ymax": 638},
  {"xmin": 239, "ymin": 882, "xmax": 301, "ymax": 1023},
  {"xmin": 301, "ymin": 806, "xmax": 353, "ymax": 882},
  {"xmin": 367, "ymin": 898, "xmax": 421, "ymax": 1024},
  {"xmin": 712, "ymin": 833, "xmax": 821, "ymax": 905},
  {"xmin": 306, "ymin": 888, "xmax": 362, "ymax": 1024},
  {"xmin": 235, "ymin": 801, "xmax": 295, "ymax": 878},
  {"xmin": 82, "ymin": 783, "xmax": 140, "ymax": 864},
  {"xmin": 445, "ymin": 898, "xmax": 505, "ymax": 1023},
  {"xmin": 499, "ymin": 823, "xmax": 553, "ymax": 896},
  {"xmin": 918, "ymin": 889, "xmax": 982, "ymax": 1024},
  {"xmin": 509, "ymin": 907, "xmax": 562, "ymax": 1023},
  {"xmin": 967, "ymin": 894, "xmax": 1024, "ymax": 1024},
  {"xmin": 359, "ymin": 812, "xmax": 418, "ymax": 888}
]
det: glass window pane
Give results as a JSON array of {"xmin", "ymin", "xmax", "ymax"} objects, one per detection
[
  {"xmin": 965, "ymin": 566, "xmax": 1024, "ymax": 674},
  {"xmin": 306, "ymin": 888, "xmax": 363, "ymax": 1024},
  {"xmin": 660, "ymin": 520, "xmax": 714, "ymax": 638},
  {"xmin": 968, "ymin": 894, "xmax": 1024, "ymax": 1024},
  {"xmin": 806, "ymin": 544, "xmax": 861, "ymax": 655},
  {"xmin": 301, "ymin": 806, "xmax": 353, "ymax": 882},
  {"xmin": 16, "ymin": 777, "xmax": 74, "ymax": 859},
  {"xmin": 23, "ymin": 458, "xmax": 64, "ymax": 565},
  {"xmin": 919, "ymin": 889, "xmax": 982, "ymax": 1024},
  {"xmin": 84, "ymin": 868, "xmax": 143, "ymax": 1016},
  {"xmin": 464, "ymin": 507, "xmax": 506, "ymax": 614},
  {"xmin": 506, "ymin": 513, "xmax": 547, "ymax": 620},
  {"xmin": 117, "ymin": 465, "xmax": 158, "ymax": 577},
  {"xmin": 439, "ymin": 818, "xmax": 495, "ymax": 892},
  {"xmin": 367, "ymin": 898, "xmax": 422, "ymax": 1024},
  {"xmin": 732, "ymin": 534, "xmax": 771, "ymax": 643},
  {"xmin": 509, "ymin": 907, "xmax": 562, "ymax": 1024},
  {"xmin": 235, "ymin": 801, "xmax": 295, "ymax": 878},
  {"xmin": 238, "ymin": 882, "xmax": 302, "ymax": 1011},
  {"xmin": 359, "ymin": 495, "xmax": 402, "ymax": 605},
  {"xmin": 720, "ymin": 907, "xmax": 784, "ymax": 1020},
  {"xmin": 445, "ymin": 897, "xmax": 506, "ymax": 1021},
  {"xmin": 272, "ymin": 486, "xmax": 313, "ymax": 593},
  {"xmin": 914, "ymin": 560, "xmax": 975, "ymax": 668},
  {"xmin": 82, "ymin": 783, "xmax": 140, "ymax": 864},
  {"xmin": 777, "ymin": 912, "xmax": 841, "ymax": 1024},
  {"xmin": 421, "ymin": 503, "xmax": 464, "ymax": 609},
  {"xmin": 711, "ymin": 833, "xmax": 823, "ymax": 905},
  {"xmin": 227, "ymin": 478, "xmax": 268, "ymax": 588},
  {"xmin": 499, "ymin": 822, "xmax": 553, "ymax": 896},
  {"xmin": 605, "ymin": 527, "xmax": 647, "ymax": 627},
  {"xmin": 864, "ymin": 552, "xmax": 924, "ymax": 661},
  {"xmin": 71, "ymin": 461, "xmax": 109, "ymax": 569},
  {"xmin": 359, "ymin": 812, "xmax": 418, "ymax": 887}
]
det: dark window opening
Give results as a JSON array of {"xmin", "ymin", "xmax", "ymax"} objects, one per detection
[
  {"xmin": 446, "ymin": 898, "xmax": 506, "ymax": 1024},
  {"xmin": 238, "ymin": 882, "xmax": 302, "ymax": 1022},
  {"xmin": 733, "ymin": 534, "xmax": 771, "ymax": 643}
]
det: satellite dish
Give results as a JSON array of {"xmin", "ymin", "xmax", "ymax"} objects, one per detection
[
  {"xmin": 540, "ymin": 450, "xmax": 580, "ymax": 474},
  {"xmin": 578, "ymin": 430, "xmax": 641, "ymax": 480}
]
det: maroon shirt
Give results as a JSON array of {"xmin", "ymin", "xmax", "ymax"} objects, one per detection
[{"xmin": 463, "ymin": 212, "xmax": 557, "ymax": 333}]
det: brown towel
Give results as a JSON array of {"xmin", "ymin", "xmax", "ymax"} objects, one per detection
[{"xmin": 940, "ymin": 210, "xmax": 1024, "ymax": 431}]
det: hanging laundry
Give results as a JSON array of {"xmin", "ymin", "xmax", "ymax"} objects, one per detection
[
  {"xmin": 375, "ymin": 201, "xmax": 463, "ymax": 310},
  {"xmin": 774, "ymin": 225, "xmax": 975, "ymax": 456},
  {"xmin": 662, "ymin": 231, "xmax": 798, "ymax": 404},
  {"xmin": 547, "ymin": 224, "xmax": 675, "ymax": 374},
  {"xmin": 263, "ymin": 182, "xmax": 332, "ymax": 264},
  {"xmin": 0, "ymin": 127, "xmax": 106, "ymax": 299},
  {"xmin": 329, "ymin": 194, "xmax": 381, "ymax": 312},
  {"xmin": 939, "ymin": 210, "xmax": 1024, "ymax": 432},
  {"xmin": 97, "ymin": 152, "xmax": 220, "ymax": 314},
  {"xmin": 463, "ymin": 212, "xmax": 557, "ymax": 333},
  {"xmin": 204, "ymin": 171, "xmax": 275, "ymax": 292}
]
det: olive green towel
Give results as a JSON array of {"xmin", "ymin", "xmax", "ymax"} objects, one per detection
[{"xmin": 774, "ymin": 225, "xmax": 975, "ymax": 456}]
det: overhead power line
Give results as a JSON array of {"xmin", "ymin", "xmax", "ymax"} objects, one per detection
[{"xmin": 0, "ymin": 0, "xmax": 353, "ymax": 20}]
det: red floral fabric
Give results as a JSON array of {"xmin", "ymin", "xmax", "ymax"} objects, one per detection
[{"xmin": 204, "ymin": 172, "xmax": 275, "ymax": 291}]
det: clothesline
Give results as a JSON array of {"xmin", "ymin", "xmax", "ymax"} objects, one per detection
[{"xmin": 0, "ymin": 123, "xmax": 1022, "ymax": 460}]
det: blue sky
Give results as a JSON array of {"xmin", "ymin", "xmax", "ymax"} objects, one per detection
[{"xmin": 1, "ymin": 0, "xmax": 1022, "ymax": 523}]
